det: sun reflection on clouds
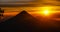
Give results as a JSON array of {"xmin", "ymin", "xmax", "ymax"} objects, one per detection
[{"xmin": 34, "ymin": 6, "xmax": 60, "ymax": 16}]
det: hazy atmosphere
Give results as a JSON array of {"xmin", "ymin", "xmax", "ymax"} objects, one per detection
[{"xmin": 0, "ymin": 0, "xmax": 60, "ymax": 32}]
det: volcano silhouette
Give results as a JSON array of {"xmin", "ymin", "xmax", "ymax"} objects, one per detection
[{"xmin": 0, "ymin": 10, "xmax": 40, "ymax": 32}]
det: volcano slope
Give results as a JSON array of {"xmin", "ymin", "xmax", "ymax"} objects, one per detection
[{"xmin": 0, "ymin": 11, "xmax": 41, "ymax": 32}]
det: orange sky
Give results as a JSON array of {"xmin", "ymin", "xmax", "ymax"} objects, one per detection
[
  {"xmin": 0, "ymin": 6, "xmax": 60, "ymax": 16},
  {"xmin": 1, "ymin": 6, "xmax": 60, "ymax": 12}
]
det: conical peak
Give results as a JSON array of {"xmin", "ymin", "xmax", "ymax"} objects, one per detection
[
  {"xmin": 15, "ymin": 10, "xmax": 30, "ymax": 18},
  {"xmin": 20, "ymin": 10, "xmax": 28, "ymax": 14}
]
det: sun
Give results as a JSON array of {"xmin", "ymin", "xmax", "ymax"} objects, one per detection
[
  {"xmin": 41, "ymin": 10, "xmax": 50, "ymax": 16},
  {"xmin": 40, "ymin": 6, "xmax": 52, "ymax": 16},
  {"xmin": 43, "ymin": 10, "xmax": 49, "ymax": 15}
]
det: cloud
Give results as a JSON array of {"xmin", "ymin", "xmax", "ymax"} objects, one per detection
[
  {"xmin": 0, "ymin": 0, "xmax": 60, "ymax": 7},
  {"xmin": 0, "ymin": 0, "xmax": 35, "ymax": 2}
]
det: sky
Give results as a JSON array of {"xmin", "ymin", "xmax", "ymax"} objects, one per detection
[
  {"xmin": 0, "ymin": 0, "xmax": 60, "ymax": 12},
  {"xmin": 0, "ymin": 0, "xmax": 60, "ymax": 7},
  {"xmin": 0, "ymin": 0, "xmax": 59, "ymax": 16}
]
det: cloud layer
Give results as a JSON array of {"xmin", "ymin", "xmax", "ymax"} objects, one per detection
[{"xmin": 0, "ymin": 0, "xmax": 60, "ymax": 7}]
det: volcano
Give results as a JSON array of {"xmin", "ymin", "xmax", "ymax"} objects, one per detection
[
  {"xmin": 0, "ymin": 10, "xmax": 40, "ymax": 32},
  {"xmin": 0, "ymin": 10, "xmax": 60, "ymax": 32}
]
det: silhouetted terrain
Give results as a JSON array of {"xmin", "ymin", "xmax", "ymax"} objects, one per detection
[
  {"xmin": 0, "ymin": 11, "xmax": 41, "ymax": 32},
  {"xmin": 0, "ymin": 10, "xmax": 60, "ymax": 32}
]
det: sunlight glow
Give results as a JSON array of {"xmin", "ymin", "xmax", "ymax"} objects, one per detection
[
  {"xmin": 40, "ymin": 6, "xmax": 52, "ymax": 16},
  {"xmin": 43, "ymin": 10, "xmax": 49, "ymax": 15}
]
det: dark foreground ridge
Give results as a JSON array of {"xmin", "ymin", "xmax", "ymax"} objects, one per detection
[
  {"xmin": 0, "ymin": 10, "xmax": 40, "ymax": 32},
  {"xmin": 0, "ymin": 10, "xmax": 60, "ymax": 32}
]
